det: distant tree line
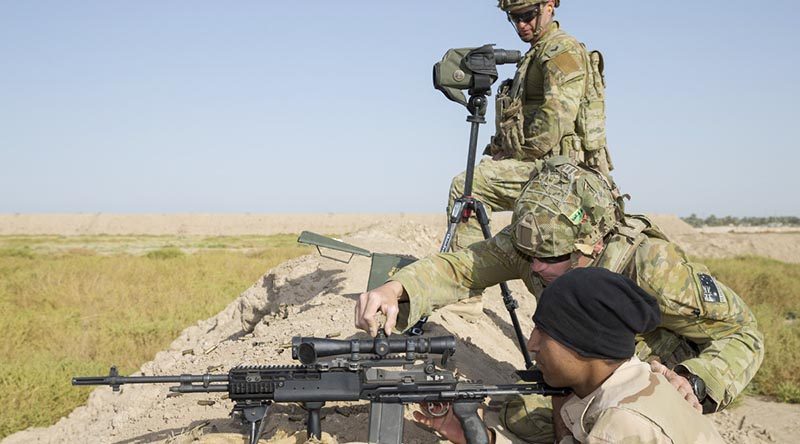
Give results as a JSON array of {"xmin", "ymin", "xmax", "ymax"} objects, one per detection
[{"xmin": 681, "ymin": 214, "xmax": 800, "ymax": 227}]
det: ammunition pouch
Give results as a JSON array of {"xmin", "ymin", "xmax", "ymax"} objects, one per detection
[
  {"xmin": 557, "ymin": 134, "xmax": 584, "ymax": 163},
  {"xmin": 489, "ymin": 79, "xmax": 525, "ymax": 159},
  {"xmin": 575, "ymin": 49, "xmax": 613, "ymax": 174}
]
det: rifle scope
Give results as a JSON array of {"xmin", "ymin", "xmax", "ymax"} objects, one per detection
[{"xmin": 292, "ymin": 335, "xmax": 456, "ymax": 365}]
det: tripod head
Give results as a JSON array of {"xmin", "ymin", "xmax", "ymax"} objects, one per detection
[{"xmin": 433, "ymin": 44, "xmax": 521, "ymax": 108}]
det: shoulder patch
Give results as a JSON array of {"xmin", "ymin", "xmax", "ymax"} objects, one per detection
[
  {"xmin": 697, "ymin": 273, "xmax": 726, "ymax": 303},
  {"xmin": 551, "ymin": 51, "xmax": 581, "ymax": 76},
  {"xmin": 545, "ymin": 43, "xmax": 563, "ymax": 56}
]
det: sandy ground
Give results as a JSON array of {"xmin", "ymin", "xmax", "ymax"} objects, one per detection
[{"xmin": 3, "ymin": 214, "xmax": 798, "ymax": 443}]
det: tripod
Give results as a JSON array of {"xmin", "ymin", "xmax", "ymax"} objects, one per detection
[{"xmin": 407, "ymin": 91, "xmax": 534, "ymax": 370}]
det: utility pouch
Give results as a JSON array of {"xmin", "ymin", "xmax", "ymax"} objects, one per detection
[
  {"xmin": 575, "ymin": 50, "xmax": 607, "ymax": 152},
  {"xmin": 491, "ymin": 51, "xmax": 534, "ymax": 159},
  {"xmin": 558, "ymin": 134, "xmax": 583, "ymax": 162}
]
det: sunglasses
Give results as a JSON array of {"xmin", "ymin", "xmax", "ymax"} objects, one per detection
[
  {"xmin": 536, "ymin": 253, "xmax": 572, "ymax": 264},
  {"xmin": 507, "ymin": 6, "xmax": 541, "ymax": 24}
]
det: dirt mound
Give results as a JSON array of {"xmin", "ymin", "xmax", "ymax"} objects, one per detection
[
  {"xmin": 647, "ymin": 214, "xmax": 697, "ymax": 236},
  {"xmin": 3, "ymin": 220, "xmax": 794, "ymax": 444}
]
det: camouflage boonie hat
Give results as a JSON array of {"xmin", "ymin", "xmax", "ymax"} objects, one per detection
[
  {"xmin": 511, "ymin": 157, "xmax": 620, "ymax": 258},
  {"xmin": 498, "ymin": 0, "xmax": 559, "ymax": 12}
]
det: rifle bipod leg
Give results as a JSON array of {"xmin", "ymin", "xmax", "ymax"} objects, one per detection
[
  {"xmin": 239, "ymin": 403, "xmax": 270, "ymax": 444},
  {"xmin": 304, "ymin": 401, "xmax": 325, "ymax": 440}
]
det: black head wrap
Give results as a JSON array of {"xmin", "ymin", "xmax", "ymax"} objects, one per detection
[{"xmin": 533, "ymin": 267, "xmax": 661, "ymax": 359}]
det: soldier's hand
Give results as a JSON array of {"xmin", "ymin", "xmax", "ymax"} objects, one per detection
[
  {"xmin": 649, "ymin": 361, "xmax": 702, "ymax": 413},
  {"xmin": 355, "ymin": 281, "xmax": 404, "ymax": 337},
  {"xmin": 412, "ymin": 402, "xmax": 468, "ymax": 444}
]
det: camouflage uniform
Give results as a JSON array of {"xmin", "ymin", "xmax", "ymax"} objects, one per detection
[
  {"xmin": 449, "ymin": 18, "xmax": 607, "ymax": 250},
  {"xmin": 393, "ymin": 159, "xmax": 764, "ymax": 443}
]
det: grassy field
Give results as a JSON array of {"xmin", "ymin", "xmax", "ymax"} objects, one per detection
[
  {"xmin": 703, "ymin": 256, "xmax": 800, "ymax": 403},
  {"xmin": 1, "ymin": 234, "xmax": 798, "ymax": 439},
  {"xmin": 0, "ymin": 234, "xmax": 311, "ymax": 439}
]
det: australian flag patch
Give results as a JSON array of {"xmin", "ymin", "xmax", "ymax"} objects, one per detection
[{"xmin": 698, "ymin": 273, "xmax": 726, "ymax": 303}]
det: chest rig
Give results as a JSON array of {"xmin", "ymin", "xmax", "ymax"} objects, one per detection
[{"xmin": 488, "ymin": 28, "xmax": 613, "ymax": 175}]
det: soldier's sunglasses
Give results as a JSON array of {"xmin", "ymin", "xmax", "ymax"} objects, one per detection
[
  {"xmin": 536, "ymin": 253, "xmax": 572, "ymax": 264},
  {"xmin": 507, "ymin": 6, "xmax": 541, "ymax": 24}
]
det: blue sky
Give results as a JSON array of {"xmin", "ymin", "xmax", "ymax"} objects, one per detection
[{"xmin": 1, "ymin": 1, "xmax": 798, "ymax": 216}]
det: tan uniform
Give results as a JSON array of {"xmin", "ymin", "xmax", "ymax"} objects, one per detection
[
  {"xmin": 557, "ymin": 357, "xmax": 724, "ymax": 444},
  {"xmin": 448, "ymin": 22, "xmax": 601, "ymax": 250}
]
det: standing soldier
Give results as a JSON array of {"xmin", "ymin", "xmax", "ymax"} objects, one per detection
[
  {"xmin": 448, "ymin": 0, "xmax": 613, "ymax": 251},
  {"xmin": 357, "ymin": 158, "xmax": 763, "ymax": 443}
]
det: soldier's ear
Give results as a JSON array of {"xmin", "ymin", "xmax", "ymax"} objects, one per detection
[{"xmin": 592, "ymin": 239, "xmax": 604, "ymax": 255}]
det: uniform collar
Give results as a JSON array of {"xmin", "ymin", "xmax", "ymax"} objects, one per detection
[
  {"xmin": 532, "ymin": 21, "xmax": 561, "ymax": 49},
  {"xmin": 559, "ymin": 357, "xmax": 651, "ymax": 441}
]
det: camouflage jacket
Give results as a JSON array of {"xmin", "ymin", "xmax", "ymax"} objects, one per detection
[
  {"xmin": 391, "ymin": 221, "xmax": 764, "ymax": 409},
  {"xmin": 491, "ymin": 22, "xmax": 589, "ymax": 161},
  {"xmin": 557, "ymin": 357, "xmax": 724, "ymax": 444}
]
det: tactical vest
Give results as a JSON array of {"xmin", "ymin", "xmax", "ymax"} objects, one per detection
[
  {"xmin": 489, "ymin": 31, "xmax": 613, "ymax": 175},
  {"xmin": 595, "ymin": 216, "xmax": 700, "ymax": 367}
]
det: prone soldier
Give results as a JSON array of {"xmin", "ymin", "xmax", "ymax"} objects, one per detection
[
  {"xmin": 356, "ymin": 157, "xmax": 764, "ymax": 443},
  {"xmin": 414, "ymin": 268, "xmax": 725, "ymax": 444}
]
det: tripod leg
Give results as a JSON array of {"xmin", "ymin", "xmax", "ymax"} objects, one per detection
[
  {"xmin": 473, "ymin": 202, "xmax": 534, "ymax": 369},
  {"xmin": 441, "ymin": 198, "xmax": 467, "ymax": 253}
]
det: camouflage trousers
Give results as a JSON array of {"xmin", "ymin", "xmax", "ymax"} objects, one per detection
[
  {"xmin": 447, "ymin": 157, "xmax": 538, "ymax": 251},
  {"xmin": 499, "ymin": 329, "xmax": 721, "ymax": 443},
  {"xmin": 445, "ymin": 157, "xmax": 538, "ymax": 320}
]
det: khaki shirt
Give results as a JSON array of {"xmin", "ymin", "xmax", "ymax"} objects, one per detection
[
  {"xmin": 557, "ymin": 357, "xmax": 723, "ymax": 444},
  {"xmin": 390, "ymin": 223, "xmax": 764, "ymax": 409}
]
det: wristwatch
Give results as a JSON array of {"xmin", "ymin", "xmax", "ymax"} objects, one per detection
[{"xmin": 675, "ymin": 365, "xmax": 707, "ymax": 402}]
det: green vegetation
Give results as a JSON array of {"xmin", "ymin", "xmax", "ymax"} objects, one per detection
[
  {"xmin": 703, "ymin": 256, "xmax": 800, "ymax": 403},
  {"xmin": 0, "ymin": 235, "xmax": 311, "ymax": 439},
  {"xmin": 682, "ymin": 214, "xmax": 800, "ymax": 227}
]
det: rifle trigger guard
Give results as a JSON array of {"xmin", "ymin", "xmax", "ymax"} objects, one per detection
[{"xmin": 422, "ymin": 401, "xmax": 450, "ymax": 418}]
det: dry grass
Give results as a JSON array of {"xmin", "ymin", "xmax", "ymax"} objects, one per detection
[
  {"xmin": 0, "ymin": 235, "xmax": 311, "ymax": 438},
  {"xmin": 702, "ymin": 256, "xmax": 800, "ymax": 403}
]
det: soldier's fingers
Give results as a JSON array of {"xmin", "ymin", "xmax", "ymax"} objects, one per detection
[
  {"xmin": 383, "ymin": 304, "xmax": 399, "ymax": 336},
  {"xmin": 355, "ymin": 293, "xmax": 369, "ymax": 331},
  {"xmin": 362, "ymin": 294, "xmax": 386, "ymax": 337},
  {"xmin": 412, "ymin": 410, "xmax": 435, "ymax": 427},
  {"xmin": 649, "ymin": 360, "xmax": 667, "ymax": 375}
]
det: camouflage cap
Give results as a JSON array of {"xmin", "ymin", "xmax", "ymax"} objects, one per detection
[
  {"xmin": 498, "ymin": 0, "xmax": 559, "ymax": 12},
  {"xmin": 511, "ymin": 157, "xmax": 620, "ymax": 258}
]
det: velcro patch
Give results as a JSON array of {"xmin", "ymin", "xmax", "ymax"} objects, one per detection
[
  {"xmin": 698, "ymin": 273, "xmax": 726, "ymax": 303},
  {"xmin": 568, "ymin": 207, "xmax": 584, "ymax": 225},
  {"xmin": 551, "ymin": 52, "xmax": 581, "ymax": 76}
]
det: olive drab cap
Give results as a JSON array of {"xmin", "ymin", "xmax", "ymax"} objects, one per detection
[
  {"xmin": 511, "ymin": 157, "xmax": 620, "ymax": 258},
  {"xmin": 498, "ymin": 0, "xmax": 559, "ymax": 12}
]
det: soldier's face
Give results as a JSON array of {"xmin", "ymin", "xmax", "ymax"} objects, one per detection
[
  {"xmin": 530, "ymin": 255, "xmax": 573, "ymax": 284},
  {"xmin": 528, "ymin": 327, "xmax": 584, "ymax": 387},
  {"xmin": 508, "ymin": 2, "xmax": 554, "ymax": 43},
  {"xmin": 531, "ymin": 252, "xmax": 594, "ymax": 284}
]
